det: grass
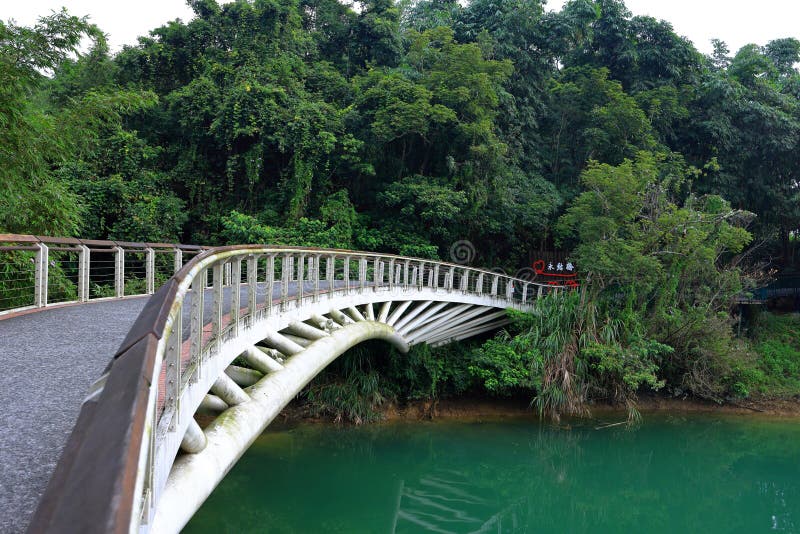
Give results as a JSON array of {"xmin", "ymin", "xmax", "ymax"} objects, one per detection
[{"xmin": 749, "ymin": 312, "xmax": 800, "ymax": 397}]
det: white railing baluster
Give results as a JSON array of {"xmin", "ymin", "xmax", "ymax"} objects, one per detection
[
  {"xmin": 174, "ymin": 248, "xmax": 183, "ymax": 274},
  {"xmin": 344, "ymin": 256, "xmax": 351, "ymax": 293},
  {"xmin": 231, "ymin": 258, "xmax": 241, "ymax": 336},
  {"xmin": 165, "ymin": 304, "xmax": 181, "ymax": 430},
  {"xmin": 266, "ymin": 255, "xmax": 275, "ymax": 316},
  {"xmin": 189, "ymin": 273, "xmax": 204, "ymax": 383},
  {"xmin": 34, "ymin": 242, "xmax": 48, "ymax": 307},
  {"xmin": 223, "ymin": 262, "xmax": 232, "ymax": 287},
  {"xmin": 77, "ymin": 244, "xmax": 90, "ymax": 302},
  {"xmin": 247, "ymin": 255, "xmax": 258, "ymax": 321},
  {"xmin": 359, "ymin": 257, "xmax": 367, "ymax": 294},
  {"xmin": 212, "ymin": 263, "xmax": 223, "ymax": 342},
  {"xmin": 145, "ymin": 247, "xmax": 155, "ymax": 295},
  {"xmin": 114, "ymin": 246, "xmax": 125, "ymax": 298},
  {"xmin": 281, "ymin": 254, "xmax": 289, "ymax": 311},
  {"xmin": 326, "ymin": 256, "xmax": 334, "ymax": 298},
  {"xmin": 297, "ymin": 253, "xmax": 305, "ymax": 304}
]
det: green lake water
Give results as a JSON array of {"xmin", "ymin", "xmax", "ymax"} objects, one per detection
[{"xmin": 184, "ymin": 414, "xmax": 800, "ymax": 533}]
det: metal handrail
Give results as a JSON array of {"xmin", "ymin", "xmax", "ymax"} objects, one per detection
[
  {"xmin": 27, "ymin": 242, "xmax": 558, "ymax": 533},
  {"xmin": 0, "ymin": 234, "xmax": 205, "ymax": 316}
]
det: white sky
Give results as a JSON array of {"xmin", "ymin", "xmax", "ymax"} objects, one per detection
[
  {"xmin": 546, "ymin": 0, "xmax": 800, "ymax": 55},
  {"xmin": 2, "ymin": 0, "xmax": 800, "ymax": 55}
]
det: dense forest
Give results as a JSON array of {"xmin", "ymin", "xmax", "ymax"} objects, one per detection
[{"xmin": 1, "ymin": 0, "xmax": 798, "ymax": 420}]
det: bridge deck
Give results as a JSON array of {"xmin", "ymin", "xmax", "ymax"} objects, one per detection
[{"xmin": 0, "ymin": 298, "xmax": 148, "ymax": 534}]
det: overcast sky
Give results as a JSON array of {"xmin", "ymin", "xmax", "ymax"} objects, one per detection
[{"xmin": 4, "ymin": 0, "xmax": 800, "ymax": 55}]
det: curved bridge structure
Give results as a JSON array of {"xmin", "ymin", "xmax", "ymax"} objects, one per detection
[{"xmin": 24, "ymin": 244, "xmax": 557, "ymax": 533}]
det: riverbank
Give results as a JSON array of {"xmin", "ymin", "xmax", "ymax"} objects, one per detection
[{"xmin": 270, "ymin": 393, "xmax": 800, "ymax": 428}]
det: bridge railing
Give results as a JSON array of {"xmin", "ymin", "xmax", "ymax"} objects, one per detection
[
  {"xmin": 0, "ymin": 234, "xmax": 204, "ymax": 315},
  {"xmin": 28, "ymin": 243, "xmax": 559, "ymax": 533}
]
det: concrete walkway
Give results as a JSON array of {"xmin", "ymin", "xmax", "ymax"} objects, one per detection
[{"xmin": 0, "ymin": 298, "xmax": 149, "ymax": 533}]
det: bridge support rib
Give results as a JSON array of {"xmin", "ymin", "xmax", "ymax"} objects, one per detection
[
  {"xmin": 152, "ymin": 321, "xmax": 409, "ymax": 533},
  {"xmin": 198, "ymin": 394, "xmax": 228, "ymax": 414},
  {"xmin": 210, "ymin": 375, "xmax": 249, "ymax": 406},
  {"xmin": 243, "ymin": 346, "xmax": 283, "ymax": 374},
  {"xmin": 180, "ymin": 419, "xmax": 207, "ymax": 454}
]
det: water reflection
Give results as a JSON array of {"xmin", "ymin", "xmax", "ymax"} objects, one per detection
[{"xmin": 185, "ymin": 415, "xmax": 800, "ymax": 533}]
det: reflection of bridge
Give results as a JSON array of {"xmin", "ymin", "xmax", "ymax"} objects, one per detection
[{"xmin": 0, "ymin": 235, "xmax": 558, "ymax": 533}]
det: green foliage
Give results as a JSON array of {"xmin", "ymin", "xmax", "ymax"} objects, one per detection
[
  {"xmin": 3, "ymin": 0, "xmax": 800, "ymax": 417},
  {"xmin": 469, "ymin": 331, "xmax": 539, "ymax": 395},
  {"xmin": 0, "ymin": 10, "xmax": 100, "ymax": 235},
  {"xmin": 303, "ymin": 343, "xmax": 389, "ymax": 424},
  {"xmin": 220, "ymin": 189, "xmax": 358, "ymax": 248},
  {"xmin": 555, "ymin": 153, "xmax": 757, "ymax": 402},
  {"xmin": 745, "ymin": 313, "xmax": 800, "ymax": 396},
  {"xmin": 583, "ymin": 338, "xmax": 667, "ymax": 397},
  {"xmin": 385, "ymin": 342, "xmax": 474, "ymax": 400}
]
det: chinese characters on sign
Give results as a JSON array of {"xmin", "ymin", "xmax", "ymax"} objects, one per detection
[{"xmin": 532, "ymin": 259, "xmax": 579, "ymax": 288}]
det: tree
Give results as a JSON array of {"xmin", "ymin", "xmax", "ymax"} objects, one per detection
[
  {"xmin": 0, "ymin": 10, "xmax": 101, "ymax": 235},
  {"xmin": 557, "ymin": 152, "xmax": 754, "ymax": 400}
]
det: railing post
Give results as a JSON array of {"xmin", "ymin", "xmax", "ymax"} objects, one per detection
[
  {"xmin": 34, "ymin": 242, "xmax": 49, "ymax": 307},
  {"xmin": 190, "ymin": 272, "xmax": 204, "ymax": 383},
  {"xmin": 145, "ymin": 247, "xmax": 155, "ymax": 295},
  {"xmin": 522, "ymin": 283, "xmax": 529, "ymax": 303},
  {"xmin": 373, "ymin": 258, "xmax": 380, "ymax": 291},
  {"xmin": 231, "ymin": 258, "xmax": 241, "ymax": 336},
  {"xmin": 165, "ymin": 304, "xmax": 182, "ymax": 430},
  {"xmin": 344, "ymin": 256, "xmax": 351, "ymax": 293},
  {"xmin": 537, "ymin": 285, "xmax": 543, "ymax": 299},
  {"xmin": 432, "ymin": 265, "xmax": 440, "ymax": 290},
  {"xmin": 114, "ymin": 246, "xmax": 125, "ymax": 298},
  {"xmin": 212, "ymin": 262, "xmax": 223, "ymax": 341},
  {"xmin": 224, "ymin": 262, "xmax": 232, "ymax": 287},
  {"xmin": 313, "ymin": 255, "xmax": 321, "ymax": 302},
  {"xmin": 77, "ymin": 244, "xmax": 90, "ymax": 302},
  {"xmin": 490, "ymin": 275, "xmax": 499, "ymax": 296},
  {"xmin": 286, "ymin": 256, "xmax": 294, "ymax": 283},
  {"xmin": 247, "ymin": 255, "xmax": 258, "ymax": 320},
  {"xmin": 359, "ymin": 257, "xmax": 367, "ymax": 294},
  {"xmin": 476, "ymin": 272, "xmax": 484, "ymax": 294},
  {"xmin": 173, "ymin": 248, "xmax": 183, "ymax": 274},
  {"xmin": 388, "ymin": 259, "xmax": 395, "ymax": 291},
  {"xmin": 297, "ymin": 253, "xmax": 305, "ymax": 303},
  {"xmin": 266, "ymin": 254, "xmax": 275, "ymax": 316},
  {"xmin": 326, "ymin": 256, "xmax": 334, "ymax": 299},
  {"xmin": 447, "ymin": 267, "xmax": 455, "ymax": 292},
  {"xmin": 403, "ymin": 260, "xmax": 410, "ymax": 289},
  {"xmin": 461, "ymin": 268, "xmax": 469, "ymax": 292},
  {"xmin": 281, "ymin": 254, "xmax": 290, "ymax": 311}
]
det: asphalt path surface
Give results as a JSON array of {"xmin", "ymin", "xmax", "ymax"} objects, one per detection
[{"xmin": 0, "ymin": 297, "xmax": 149, "ymax": 534}]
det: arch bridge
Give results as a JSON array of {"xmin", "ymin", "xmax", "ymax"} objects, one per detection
[{"xmin": 18, "ymin": 242, "xmax": 558, "ymax": 532}]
